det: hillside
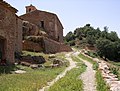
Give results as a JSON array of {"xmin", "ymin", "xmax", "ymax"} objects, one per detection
[{"xmin": 64, "ymin": 24, "xmax": 120, "ymax": 61}]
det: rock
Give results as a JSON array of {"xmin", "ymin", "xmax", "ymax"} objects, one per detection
[
  {"xmin": 30, "ymin": 64, "xmax": 39, "ymax": 69},
  {"xmin": 110, "ymin": 84, "xmax": 120, "ymax": 91},
  {"xmin": 15, "ymin": 70, "xmax": 26, "ymax": 74},
  {"xmin": 21, "ymin": 55, "xmax": 46, "ymax": 64},
  {"xmin": 51, "ymin": 64, "xmax": 59, "ymax": 68},
  {"xmin": 48, "ymin": 54, "xmax": 56, "ymax": 58},
  {"xmin": 21, "ymin": 61, "xmax": 31, "ymax": 67},
  {"xmin": 32, "ymin": 56, "xmax": 46, "ymax": 64},
  {"xmin": 53, "ymin": 59, "xmax": 63, "ymax": 66}
]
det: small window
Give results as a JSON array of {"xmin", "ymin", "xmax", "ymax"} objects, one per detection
[
  {"xmin": 29, "ymin": 8, "xmax": 31, "ymax": 12},
  {"xmin": 40, "ymin": 21, "xmax": 44, "ymax": 28}
]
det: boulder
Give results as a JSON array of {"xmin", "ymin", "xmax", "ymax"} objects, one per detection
[
  {"xmin": 20, "ymin": 61, "xmax": 31, "ymax": 67},
  {"xmin": 48, "ymin": 54, "xmax": 56, "ymax": 58},
  {"xmin": 30, "ymin": 64, "xmax": 39, "ymax": 69},
  {"xmin": 32, "ymin": 56, "xmax": 46, "ymax": 64},
  {"xmin": 52, "ymin": 58, "xmax": 64, "ymax": 66},
  {"xmin": 15, "ymin": 70, "xmax": 26, "ymax": 74}
]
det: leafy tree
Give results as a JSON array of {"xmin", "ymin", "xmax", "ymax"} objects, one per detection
[
  {"xmin": 107, "ymin": 31, "xmax": 119, "ymax": 42},
  {"xmin": 96, "ymin": 38, "xmax": 112, "ymax": 60},
  {"xmin": 65, "ymin": 31, "xmax": 75, "ymax": 42},
  {"xmin": 101, "ymin": 26, "xmax": 109, "ymax": 38},
  {"xmin": 86, "ymin": 35, "xmax": 96, "ymax": 46}
]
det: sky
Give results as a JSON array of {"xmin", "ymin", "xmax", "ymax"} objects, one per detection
[{"xmin": 5, "ymin": 0, "xmax": 120, "ymax": 37}]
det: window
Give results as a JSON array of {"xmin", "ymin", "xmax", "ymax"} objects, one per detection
[
  {"xmin": 39, "ymin": 21, "xmax": 44, "ymax": 28},
  {"xmin": 29, "ymin": 8, "xmax": 31, "ymax": 12}
]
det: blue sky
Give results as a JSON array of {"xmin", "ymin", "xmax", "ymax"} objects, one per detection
[{"xmin": 5, "ymin": 0, "xmax": 120, "ymax": 37}]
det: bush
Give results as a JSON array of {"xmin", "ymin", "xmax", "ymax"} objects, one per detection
[{"xmin": 109, "ymin": 67, "xmax": 119, "ymax": 76}]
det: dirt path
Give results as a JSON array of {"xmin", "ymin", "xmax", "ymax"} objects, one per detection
[
  {"xmin": 78, "ymin": 56, "xmax": 96, "ymax": 91},
  {"xmin": 39, "ymin": 52, "xmax": 77, "ymax": 91}
]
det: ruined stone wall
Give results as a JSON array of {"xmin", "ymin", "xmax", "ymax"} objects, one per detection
[
  {"xmin": 59, "ymin": 43, "xmax": 72, "ymax": 52},
  {"xmin": 43, "ymin": 37, "xmax": 72, "ymax": 53},
  {"xmin": 55, "ymin": 16, "xmax": 63, "ymax": 43},
  {"xmin": 22, "ymin": 36, "xmax": 72, "ymax": 53},
  {"xmin": 23, "ymin": 40, "xmax": 43, "ymax": 52},
  {"xmin": 0, "ymin": 4, "xmax": 17, "ymax": 63},
  {"xmin": 15, "ymin": 18, "xmax": 22, "ymax": 53},
  {"xmin": 43, "ymin": 37, "xmax": 60, "ymax": 53}
]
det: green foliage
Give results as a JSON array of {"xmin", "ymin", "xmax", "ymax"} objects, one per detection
[
  {"xmin": 65, "ymin": 31, "xmax": 75, "ymax": 42},
  {"xmin": 109, "ymin": 67, "xmax": 119, "ymax": 76},
  {"xmin": 108, "ymin": 61, "xmax": 120, "ymax": 80},
  {"xmin": 0, "ymin": 65, "xmax": 17, "ymax": 74},
  {"xmin": 86, "ymin": 51, "xmax": 98, "ymax": 58},
  {"xmin": 96, "ymin": 70, "xmax": 109, "ymax": 91},
  {"xmin": 68, "ymin": 40, "xmax": 76, "ymax": 46},
  {"xmin": 79, "ymin": 54, "xmax": 98, "ymax": 70}
]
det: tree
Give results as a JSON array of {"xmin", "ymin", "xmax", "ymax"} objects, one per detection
[
  {"xmin": 101, "ymin": 26, "xmax": 109, "ymax": 38},
  {"xmin": 96, "ymin": 38, "xmax": 113, "ymax": 60},
  {"xmin": 86, "ymin": 35, "xmax": 96, "ymax": 46},
  {"xmin": 65, "ymin": 31, "xmax": 75, "ymax": 42},
  {"xmin": 107, "ymin": 31, "xmax": 119, "ymax": 42}
]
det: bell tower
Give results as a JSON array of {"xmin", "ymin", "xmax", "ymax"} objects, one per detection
[{"xmin": 26, "ymin": 4, "xmax": 37, "ymax": 13}]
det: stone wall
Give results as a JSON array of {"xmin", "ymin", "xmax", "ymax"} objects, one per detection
[
  {"xmin": 59, "ymin": 43, "xmax": 72, "ymax": 52},
  {"xmin": 15, "ymin": 18, "xmax": 22, "ymax": 53},
  {"xmin": 43, "ymin": 37, "xmax": 72, "ymax": 53},
  {"xmin": 22, "ymin": 37, "xmax": 72, "ymax": 53},
  {"xmin": 22, "ymin": 40, "xmax": 43, "ymax": 52},
  {"xmin": 43, "ymin": 37, "xmax": 60, "ymax": 53},
  {"xmin": 0, "ymin": 4, "xmax": 17, "ymax": 64}
]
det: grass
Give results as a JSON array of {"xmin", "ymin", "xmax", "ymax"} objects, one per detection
[
  {"xmin": 108, "ymin": 61, "xmax": 120, "ymax": 80},
  {"xmin": 79, "ymin": 53, "xmax": 98, "ymax": 70},
  {"xmin": 0, "ymin": 66, "xmax": 66, "ymax": 91},
  {"xmin": 96, "ymin": 70, "xmax": 109, "ymax": 91},
  {"xmin": 0, "ymin": 51, "xmax": 68, "ymax": 91},
  {"xmin": 79, "ymin": 53, "xmax": 109, "ymax": 91},
  {"xmin": 48, "ymin": 56, "xmax": 86, "ymax": 91}
]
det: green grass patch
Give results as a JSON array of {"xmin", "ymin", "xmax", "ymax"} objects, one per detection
[
  {"xmin": 48, "ymin": 57, "xmax": 86, "ymax": 91},
  {"xmin": 0, "ymin": 65, "xmax": 66, "ymax": 91},
  {"xmin": 79, "ymin": 54, "xmax": 98, "ymax": 70},
  {"xmin": 108, "ymin": 61, "xmax": 120, "ymax": 80},
  {"xmin": 0, "ymin": 51, "xmax": 68, "ymax": 91},
  {"xmin": 96, "ymin": 70, "xmax": 109, "ymax": 91}
]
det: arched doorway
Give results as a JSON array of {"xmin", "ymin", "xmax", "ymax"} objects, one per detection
[{"xmin": 0, "ymin": 36, "xmax": 6, "ymax": 60}]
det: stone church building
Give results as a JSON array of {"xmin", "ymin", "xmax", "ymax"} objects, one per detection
[
  {"xmin": 20, "ymin": 4, "xmax": 63, "ymax": 43},
  {"xmin": 0, "ymin": 1, "xmax": 71, "ymax": 64}
]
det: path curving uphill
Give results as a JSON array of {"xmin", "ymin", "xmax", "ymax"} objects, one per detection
[{"xmin": 39, "ymin": 52, "xmax": 77, "ymax": 91}]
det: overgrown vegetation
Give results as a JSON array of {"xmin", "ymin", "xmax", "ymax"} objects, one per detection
[
  {"xmin": 96, "ymin": 70, "xmax": 109, "ymax": 91},
  {"xmin": 65, "ymin": 24, "xmax": 120, "ymax": 61},
  {"xmin": 108, "ymin": 61, "xmax": 120, "ymax": 80},
  {"xmin": 48, "ymin": 56, "xmax": 86, "ymax": 91}
]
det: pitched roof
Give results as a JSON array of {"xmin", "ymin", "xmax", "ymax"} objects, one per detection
[{"xmin": 0, "ymin": 0, "xmax": 18, "ymax": 13}]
